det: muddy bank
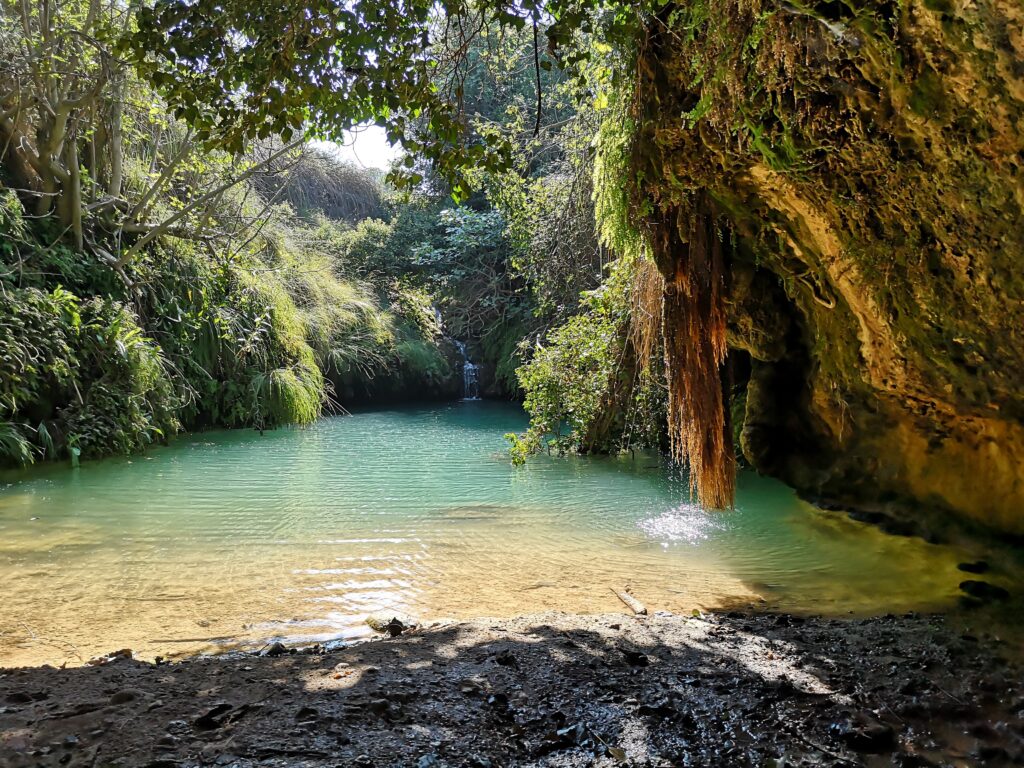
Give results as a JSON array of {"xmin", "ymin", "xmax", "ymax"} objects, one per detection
[{"xmin": 1, "ymin": 610, "xmax": 1022, "ymax": 767}]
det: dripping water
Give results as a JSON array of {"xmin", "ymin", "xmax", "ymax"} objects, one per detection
[{"xmin": 454, "ymin": 341, "xmax": 480, "ymax": 400}]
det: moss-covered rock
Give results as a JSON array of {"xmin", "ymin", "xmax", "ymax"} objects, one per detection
[{"xmin": 630, "ymin": 0, "xmax": 1024, "ymax": 531}]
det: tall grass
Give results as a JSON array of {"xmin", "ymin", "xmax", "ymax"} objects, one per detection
[{"xmin": 0, "ymin": 421, "xmax": 33, "ymax": 465}]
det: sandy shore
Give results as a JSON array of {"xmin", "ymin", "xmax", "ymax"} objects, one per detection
[{"xmin": 1, "ymin": 610, "xmax": 1021, "ymax": 767}]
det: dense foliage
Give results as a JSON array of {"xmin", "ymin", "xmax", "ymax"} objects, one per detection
[
  {"xmin": 0, "ymin": 0, "xmax": 465, "ymax": 466},
  {"xmin": 1, "ymin": 0, "xmax": 677, "ymax": 476},
  {"xmin": 124, "ymin": 0, "xmax": 666, "ymax": 194},
  {"xmin": 508, "ymin": 259, "xmax": 666, "ymax": 464}
]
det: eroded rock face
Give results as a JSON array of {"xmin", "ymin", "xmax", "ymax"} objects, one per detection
[{"xmin": 633, "ymin": 0, "xmax": 1024, "ymax": 531}]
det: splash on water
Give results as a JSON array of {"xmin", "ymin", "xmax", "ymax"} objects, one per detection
[{"xmin": 638, "ymin": 503, "xmax": 726, "ymax": 545}]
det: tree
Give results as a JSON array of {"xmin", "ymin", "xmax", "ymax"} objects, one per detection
[
  {"xmin": 0, "ymin": 0, "xmax": 307, "ymax": 269},
  {"xmin": 122, "ymin": 0, "xmax": 666, "ymax": 196}
]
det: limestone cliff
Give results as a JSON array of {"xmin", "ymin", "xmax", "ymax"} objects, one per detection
[{"xmin": 630, "ymin": 0, "xmax": 1024, "ymax": 531}]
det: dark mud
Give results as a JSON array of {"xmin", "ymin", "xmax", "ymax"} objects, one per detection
[{"xmin": 1, "ymin": 611, "xmax": 1022, "ymax": 767}]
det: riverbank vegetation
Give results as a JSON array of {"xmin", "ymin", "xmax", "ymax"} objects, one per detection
[
  {"xmin": 0, "ymin": 1, "xmax": 550, "ymax": 465},
  {"xmin": 2, "ymin": 0, "xmax": 1021, "ymax": 534},
  {"xmin": 0, "ymin": 0, "xmax": 650, "ymax": 469}
]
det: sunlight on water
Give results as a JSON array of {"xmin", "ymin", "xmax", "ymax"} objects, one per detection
[
  {"xmin": 638, "ymin": 503, "xmax": 725, "ymax": 544},
  {"xmin": 0, "ymin": 401, "xmax": 983, "ymax": 667}
]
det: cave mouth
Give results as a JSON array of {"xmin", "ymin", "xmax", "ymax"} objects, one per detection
[{"xmin": 729, "ymin": 270, "xmax": 830, "ymax": 487}]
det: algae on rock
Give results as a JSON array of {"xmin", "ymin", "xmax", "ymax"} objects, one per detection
[{"xmin": 625, "ymin": 0, "xmax": 1024, "ymax": 531}]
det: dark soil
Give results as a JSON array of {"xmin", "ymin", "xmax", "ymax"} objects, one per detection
[{"xmin": 1, "ymin": 610, "xmax": 1022, "ymax": 767}]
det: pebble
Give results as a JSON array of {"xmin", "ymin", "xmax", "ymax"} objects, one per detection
[
  {"xmin": 264, "ymin": 642, "xmax": 288, "ymax": 657},
  {"xmin": 108, "ymin": 690, "xmax": 142, "ymax": 705},
  {"xmin": 958, "ymin": 561, "xmax": 990, "ymax": 574},
  {"xmin": 959, "ymin": 580, "xmax": 1010, "ymax": 601}
]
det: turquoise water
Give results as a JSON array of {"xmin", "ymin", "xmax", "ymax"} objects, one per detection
[{"xmin": 0, "ymin": 401, "xmax": 977, "ymax": 666}]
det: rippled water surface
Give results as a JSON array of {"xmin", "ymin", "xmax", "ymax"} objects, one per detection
[{"xmin": 0, "ymin": 401, "xmax": 980, "ymax": 666}]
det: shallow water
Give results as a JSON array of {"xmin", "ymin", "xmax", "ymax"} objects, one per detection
[{"xmin": 0, "ymin": 401, "xmax": 985, "ymax": 666}]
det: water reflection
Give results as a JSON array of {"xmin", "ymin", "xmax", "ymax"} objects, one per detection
[
  {"xmin": 638, "ymin": 503, "xmax": 726, "ymax": 545},
  {"xmin": 0, "ymin": 401, "xmax": 991, "ymax": 667}
]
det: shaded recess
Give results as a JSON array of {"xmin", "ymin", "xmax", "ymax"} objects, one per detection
[{"xmin": 630, "ymin": 0, "xmax": 1024, "ymax": 531}]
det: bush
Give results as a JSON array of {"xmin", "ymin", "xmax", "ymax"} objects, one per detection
[
  {"xmin": 0, "ymin": 287, "xmax": 179, "ymax": 462},
  {"xmin": 510, "ymin": 261, "xmax": 666, "ymax": 462}
]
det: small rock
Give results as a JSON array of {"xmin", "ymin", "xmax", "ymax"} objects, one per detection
[
  {"xmin": 957, "ymin": 561, "xmax": 990, "ymax": 574},
  {"xmin": 459, "ymin": 678, "xmax": 485, "ymax": 695},
  {"xmin": 264, "ymin": 642, "xmax": 288, "ymax": 657},
  {"xmin": 366, "ymin": 611, "xmax": 418, "ymax": 636},
  {"xmin": 108, "ymin": 690, "xmax": 143, "ymax": 705},
  {"xmin": 86, "ymin": 649, "xmax": 133, "ymax": 666},
  {"xmin": 368, "ymin": 698, "xmax": 391, "ymax": 715},
  {"xmin": 156, "ymin": 734, "xmax": 179, "ymax": 749},
  {"xmin": 166, "ymin": 720, "xmax": 189, "ymax": 734},
  {"xmin": 194, "ymin": 702, "xmax": 234, "ymax": 730},
  {"xmin": 959, "ymin": 580, "xmax": 1010, "ymax": 601},
  {"xmin": 417, "ymin": 755, "xmax": 439, "ymax": 768}
]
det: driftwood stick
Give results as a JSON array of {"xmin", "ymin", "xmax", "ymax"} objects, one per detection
[{"xmin": 611, "ymin": 587, "xmax": 648, "ymax": 615}]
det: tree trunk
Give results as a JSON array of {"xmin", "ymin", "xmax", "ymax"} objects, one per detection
[
  {"xmin": 65, "ymin": 131, "xmax": 83, "ymax": 251},
  {"xmin": 105, "ymin": 79, "xmax": 123, "ymax": 199}
]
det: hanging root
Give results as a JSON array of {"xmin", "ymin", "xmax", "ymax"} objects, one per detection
[
  {"xmin": 655, "ymin": 201, "xmax": 735, "ymax": 509},
  {"xmin": 629, "ymin": 257, "xmax": 664, "ymax": 372}
]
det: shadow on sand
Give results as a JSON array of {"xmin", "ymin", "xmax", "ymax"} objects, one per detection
[{"xmin": 0, "ymin": 610, "xmax": 1021, "ymax": 767}]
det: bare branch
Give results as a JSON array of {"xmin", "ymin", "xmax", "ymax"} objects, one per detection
[{"xmin": 115, "ymin": 138, "xmax": 304, "ymax": 267}]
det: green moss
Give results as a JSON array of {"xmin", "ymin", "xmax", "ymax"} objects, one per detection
[
  {"xmin": 620, "ymin": 0, "xmax": 1024, "ymax": 525},
  {"xmin": 922, "ymin": 0, "xmax": 953, "ymax": 15},
  {"xmin": 908, "ymin": 68, "xmax": 950, "ymax": 120}
]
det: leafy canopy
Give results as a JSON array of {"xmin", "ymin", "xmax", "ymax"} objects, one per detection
[{"xmin": 123, "ymin": 0, "xmax": 666, "ymax": 196}]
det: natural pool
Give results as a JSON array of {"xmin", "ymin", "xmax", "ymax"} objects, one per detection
[{"xmin": 0, "ymin": 401, "xmax": 985, "ymax": 667}]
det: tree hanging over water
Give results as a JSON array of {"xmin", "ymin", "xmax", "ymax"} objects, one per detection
[{"xmin": 121, "ymin": 0, "xmax": 740, "ymax": 507}]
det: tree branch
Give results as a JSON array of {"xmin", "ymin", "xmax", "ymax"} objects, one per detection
[{"xmin": 115, "ymin": 138, "xmax": 303, "ymax": 267}]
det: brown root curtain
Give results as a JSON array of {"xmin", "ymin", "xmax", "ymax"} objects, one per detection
[{"xmin": 650, "ymin": 202, "xmax": 735, "ymax": 509}]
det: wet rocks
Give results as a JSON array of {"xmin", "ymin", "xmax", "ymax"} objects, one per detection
[
  {"xmin": 0, "ymin": 611, "xmax": 1021, "ymax": 768},
  {"xmin": 959, "ymin": 580, "xmax": 1010, "ymax": 602},
  {"xmin": 366, "ymin": 611, "xmax": 418, "ymax": 636},
  {"xmin": 958, "ymin": 561, "xmax": 990, "ymax": 574},
  {"xmin": 263, "ymin": 641, "xmax": 289, "ymax": 657}
]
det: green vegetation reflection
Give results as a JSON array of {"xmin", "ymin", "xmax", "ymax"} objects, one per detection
[{"xmin": 0, "ymin": 402, "xmax": 976, "ymax": 667}]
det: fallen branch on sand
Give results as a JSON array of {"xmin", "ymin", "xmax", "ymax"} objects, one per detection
[{"xmin": 611, "ymin": 587, "xmax": 648, "ymax": 615}]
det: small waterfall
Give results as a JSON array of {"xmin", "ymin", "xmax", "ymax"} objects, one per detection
[{"xmin": 454, "ymin": 341, "xmax": 480, "ymax": 400}]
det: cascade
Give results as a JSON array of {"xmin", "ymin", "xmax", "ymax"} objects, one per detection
[{"xmin": 454, "ymin": 341, "xmax": 480, "ymax": 400}]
